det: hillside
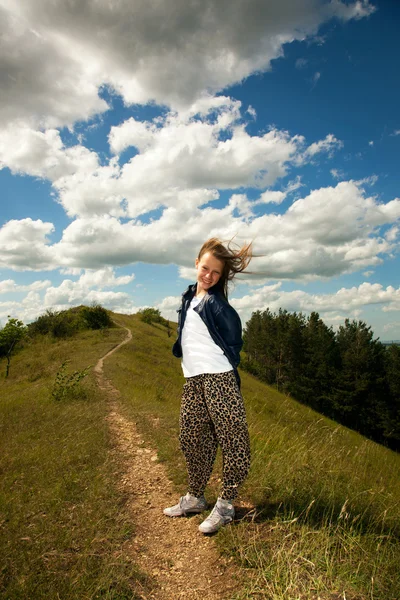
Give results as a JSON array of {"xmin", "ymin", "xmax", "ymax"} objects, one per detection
[{"xmin": 1, "ymin": 312, "xmax": 400, "ymax": 599}]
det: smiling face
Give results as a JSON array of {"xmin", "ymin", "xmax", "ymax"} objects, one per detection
[{"xmin": 195, "ymin": 251, "xmax": 224, "ymax": 297}]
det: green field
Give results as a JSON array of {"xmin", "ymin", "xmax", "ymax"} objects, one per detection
[{"xmin": 1, "ymin": 314, "xmax": 400, "ymax": 599}]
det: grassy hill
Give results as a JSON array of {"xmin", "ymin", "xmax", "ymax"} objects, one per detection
[{"xmin": 1, "ymin": 312, "xmax": 400, "ymax": 599}]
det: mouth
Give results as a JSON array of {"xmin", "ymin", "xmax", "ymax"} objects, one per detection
[{"xmin": 201, "ymin": 278, "xmax": 212, "ymax": 286}]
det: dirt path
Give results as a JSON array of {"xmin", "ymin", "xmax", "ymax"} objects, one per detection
[{"xmin": 94, "ymin": 327, "xmax": 243, "ymax": 600}]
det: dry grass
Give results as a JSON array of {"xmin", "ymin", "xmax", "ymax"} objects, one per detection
[{"xmin": 106, "ymin": 314, "xmax": 400, "ymax": 600}]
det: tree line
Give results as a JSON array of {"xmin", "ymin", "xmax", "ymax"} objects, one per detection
[{"xmin": 242, "ymin": 309, "xmax": 400, "ymax": 451}]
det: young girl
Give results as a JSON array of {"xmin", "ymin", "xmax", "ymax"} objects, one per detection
[{"xmin": 163, "ymin": 237, "xmax": 252, "ymax": 534}]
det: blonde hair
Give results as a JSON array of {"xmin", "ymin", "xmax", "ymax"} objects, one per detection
[{"xmin": 198, "ymin": 237, "xmax": 253, "ymax": 299}]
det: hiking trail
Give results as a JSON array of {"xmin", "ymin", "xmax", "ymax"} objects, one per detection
[{"xmin": 94, "ymin": 326, "xmax": 243, "ymax": 600}]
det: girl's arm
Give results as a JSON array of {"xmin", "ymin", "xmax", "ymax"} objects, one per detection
[{"xmin": 212, "ymin": 300, "xmax": 243, "ymax": 366}]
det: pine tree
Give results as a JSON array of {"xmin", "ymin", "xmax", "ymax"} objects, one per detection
[
  {"xmin": 292, "ymin": 312, "xmax": 338, "ymax": 415},
  {"xmin": 383, "ymin": 344, "xmax": 400, "ymax": 449},
  {"xmin": 333, "ymin": 319, "xmax": 386, "ymax": 436}
]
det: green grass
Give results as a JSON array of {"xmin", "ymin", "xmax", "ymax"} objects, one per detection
[
  {"xmin": 0, "ymin": 328, "xmax": 148, "ymax": 600},
  {"xmin": 106, "ymin": 314, "xmax": 400, "ymax": 600}
]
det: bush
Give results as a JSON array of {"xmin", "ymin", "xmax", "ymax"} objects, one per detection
[
  {"xmin": 80, "ymin": 304, "xmax": 113, "ymax": 330},
  {"xmin": 28, "ymin": 309, "xmax": 82, "ymax": 339},
  {"xmin": 139, "ymin": 307, "xmax": 168, "ymax": 326},
  {"xmin": 52, "ymin": 360, "xmax": 91, "ymax": 401},
  {"xmin": 28, "ymin": 305, "xmax": 113, "ymax": 339}
]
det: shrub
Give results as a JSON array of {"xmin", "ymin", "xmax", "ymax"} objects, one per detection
[
  {"xmin": 28, "ymin": 309, "xmax": 82, "ymax": 339},
  {"xmin": 52, "ymin": 360, "xmax": 92, "ymax": 401},
  {"xmin": 80, "ymin": 304, "xmax": 113, "ymax": 330},
  {"xmin": 139, "ymin": 307, "xmax": 168, "ymax": 326}
]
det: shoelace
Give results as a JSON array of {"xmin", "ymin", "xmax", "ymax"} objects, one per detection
[
  {"xmin": 205, "ymin": 504, "xmax": 226, "ymax": 525},
  {"xmin": 179, "ymin": 495, "xmax": 188, "ymax": 511}
]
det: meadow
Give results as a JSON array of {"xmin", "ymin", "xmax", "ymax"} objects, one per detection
[
  {"xmin": 0, "ymin": 327, "xmax": 147, "ymax": 599},
  {"xmin": 1, "ymin": 313, "xmax": 399, "ymax": 599}
]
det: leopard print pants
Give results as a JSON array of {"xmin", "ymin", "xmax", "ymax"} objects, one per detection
[{"xmin": 179, "ymin": 370, "xmax": 251, "ymax": 501}]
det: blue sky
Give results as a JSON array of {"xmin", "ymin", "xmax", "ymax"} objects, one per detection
[{"xmin": 0, "ymin": 0, "xmax": 399, "ymax": 340}]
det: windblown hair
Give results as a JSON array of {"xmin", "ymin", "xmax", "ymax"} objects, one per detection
[{"xmin": 198, "ymin": 237, "xmax": 253, "ymax": 299}]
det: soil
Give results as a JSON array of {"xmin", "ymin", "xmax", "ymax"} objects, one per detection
[{"xmin": 94, "ymin": 327, "xmax": 245, "ymax": 600}]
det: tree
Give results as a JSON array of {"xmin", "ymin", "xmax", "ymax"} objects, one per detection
[
  {"xmin": 333, "ymin": 319, "xmax": 387, "ymax": 438},
  {"xmin": 0, "ymin": 318, "xmax": 26, "ymax": 377},
  {"xmin": 292, "ymin": 312, "xmax": 338, "ymax": 415},
  {"xmin": 383, "ymin": 344, "xmax": 400, "ymax": 449}
]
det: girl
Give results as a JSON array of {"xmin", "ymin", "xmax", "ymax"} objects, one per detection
[{"xmin": 163, "ymin": 237, "xmax": 252, "ymax": 534}]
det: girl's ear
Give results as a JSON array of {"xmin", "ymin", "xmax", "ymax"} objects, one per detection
[{"xmin": 195, "ymin": 258, "xmax": 199, "ymax": 268}]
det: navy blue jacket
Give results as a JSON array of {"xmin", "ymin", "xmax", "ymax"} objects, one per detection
[{"xmin": 172, "ymin": 283, "xmax": 243, "ymax": 387}]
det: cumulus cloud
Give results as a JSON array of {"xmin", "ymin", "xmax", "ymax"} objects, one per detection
[
  {"xmin": 0, "ymin": 0, "xmax": 375, "ymax": 129},
  {"xmin": 59, "ymin": 105, "xmax": 305, "ymax": 219},
  {"xmin": 0, "ymin": 279, "xmax": 51, "ymax": 294},
  {"xmin": 42, "ymin": 268, "xmax": 134, "ymax": 306},
  {"xmin": 0, "ymin": 218, "xmax": 55, "ymax": 270},
  {"xmin": 0, "ymin": 126, "xmax": 99, "ymax": 180},
  {"xmin": 1, "ymin": 181, "xmax": 398, "ymax": 280},
  {"xmin": 305, "ymin": 133, "xmax": 343, "ymax": 157},
  {"xmin": 0, "ymin": 96, "xmax": 345, "ymax": 225},
  {"xmin": 385, "ymin": 225, "xmax": 399, "ymax": 242},
  {"xmin": 230, "ymin": 281, "xmax": 400, "ymax": 326},
  {"xmin": 0, "ymin": 267, "xmax": 136, "ymax": 325}
]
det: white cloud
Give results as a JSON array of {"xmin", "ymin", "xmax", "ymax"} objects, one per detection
[
  {"xmin": 355, "ymin": 175, "xmax": 378, "ymax": 187},
  {"xmin": 326, "ymin": 0, "xmax": 376, "ymax": 20},
  {"xmin": 42, "ymin": 268, "xmax": 137, "ymax": 317},
  {"xmin": 10, "ymin": 103, "xmax": 343, "ymax": 224},
  {"xmin": 0, "ymin": 98, "xmax": 310, "ymax": 221},
  {"xmin": 246, "ymin": 106, "xmax": 257, "ymax": 119},
  {"xmin": 1, "ymin": 181, "xmax": 398, "ymax": 282},
  {"xmin": 258, "ymin": 190, "xmax": 287, "ymax": 205},
  {"xmin": 230, "ymin": 281, "xmax": 400, "ymax": 326},
  {"xmin": 0, "ymin": 279, "xmax": 51, "ymax": 294},
  {"xmin": 0, "ymin": 267, "xmax": 136, "ymax": 325},
  {"xmin": 0, "ymin": 0, "xmax": 375, "ymax": 130},
  {"xmin": 0, "ymin": 126, "xmax": 99, "ymax": 180},
  {"xmin": 59, "ymin": 107, "xmax": 305, "ymax": 219},
  {"xmin": 157, "ymin": 295, "xmax": 182, "ymax": 322},
  {"xmin": 0, "ymin": 218, "xmax": 55, "ymax": 270},
  {"xmin": 385, "ymin": 225, "xmax": 399, "ymax": 242},
  {"xmin": 305, "ymin": 133, "xmax": 343, "ymax": 157}
]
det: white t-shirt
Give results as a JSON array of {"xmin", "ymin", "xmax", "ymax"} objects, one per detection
[{"xmin": 181, "ymin": 296, "xmax": 233, "ymax": 378}]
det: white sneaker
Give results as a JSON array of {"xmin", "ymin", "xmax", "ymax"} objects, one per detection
[
  {"xmin": 163, "ymin": 493, "xmax": 207, "ymax": 517},
  {"xmin": 198, "ymin": 498, "xmax": 235, "ymax": 534}
]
